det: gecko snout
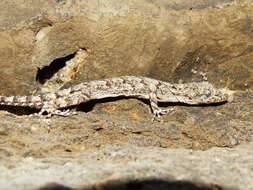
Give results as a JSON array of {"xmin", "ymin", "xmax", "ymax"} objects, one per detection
[{"xmin": 225, "ymin": 88, "xmax": 234, "ymax": 102}]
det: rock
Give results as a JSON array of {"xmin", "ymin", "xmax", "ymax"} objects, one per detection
[
  {"xmin": 1, "ymin": 142, "xmax": 253, "ymax": 190},
  {"xmin": 0, "ymin": 0, "xmax": 252, "ymax": 190},
  {"xmin": 0, "ymin": 0, "xmax": 253, "ymax": 94}
]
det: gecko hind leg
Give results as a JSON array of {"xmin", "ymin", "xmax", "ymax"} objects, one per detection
[
  {"xmin": 47, "ymin": 109, "xmax": 77, "ymax": 117},
  {"xmin": 38, "ymin": 106, "xmax": 77, "ymax": 117},
  {"xmin": 28, "ymin": 108, "xmax": 51, "ymax": 117}
]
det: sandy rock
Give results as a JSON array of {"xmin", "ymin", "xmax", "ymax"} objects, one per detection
[{"xmin": 0, "ymin": 0, "xmax": 252, "ymax": 190}]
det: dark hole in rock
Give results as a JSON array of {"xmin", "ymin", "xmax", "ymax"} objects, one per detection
[
  {"xmin": 36, "ymin": 53, "xmax": 76, "ymax": 84},
  {"xmin": 36, "ymin": 48, "xmax": 87, "ymax": 84}
]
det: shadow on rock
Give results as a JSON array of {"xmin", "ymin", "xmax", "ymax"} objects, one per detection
[{"xmin": 37, "ymin": 179, "xmax": 234, "ymax": 190}]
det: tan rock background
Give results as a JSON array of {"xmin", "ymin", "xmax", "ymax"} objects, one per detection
[{"xmin": 0, "ymin": 0, "xmax": 252, "ymax": 190}]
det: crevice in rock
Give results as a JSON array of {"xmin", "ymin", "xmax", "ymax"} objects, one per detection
[
  {"xmin": 36, "ymin": 48, "xmax": 87, "ymax": 85},
  {"xmin": 36, "ymin": 53, "xmax": 76, "ymax": 84}
]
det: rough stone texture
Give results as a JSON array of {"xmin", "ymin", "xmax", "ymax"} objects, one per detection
[
  {"xmin": 0, "ymin": 0, "xmax": 253, "ymax": 94},
  {"xmin": 1, "ymin": 141, "xmax": 253, "ymax": 190},
  {"xmin": 0, "ymin": 0, "xmax": 252, "ymax": 190}
]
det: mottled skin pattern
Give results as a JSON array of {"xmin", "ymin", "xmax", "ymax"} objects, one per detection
[{"xmin": 0, "ymin": 76, "xmax": 233, "ymax": 120}]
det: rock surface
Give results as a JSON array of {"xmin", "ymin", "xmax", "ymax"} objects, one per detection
[
  {"xmin": 0, "ymin": 0, "xmax": 252, "ymax": 190},
  {"xmin": 1, "ymin": 142, "xmax": 253, "ymax": 190}
]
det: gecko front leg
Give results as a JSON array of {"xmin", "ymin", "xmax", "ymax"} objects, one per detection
[{"xmin": 149, "ymin": 91, "xmax": 174, "ymax": 122}]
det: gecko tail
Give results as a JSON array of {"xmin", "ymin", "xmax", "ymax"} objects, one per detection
[{"xmin": 0, "ymin": 95, "xmax": 43, "ymax": 107}]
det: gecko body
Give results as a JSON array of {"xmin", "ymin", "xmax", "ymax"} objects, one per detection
[{"xmin": 0, "ymin": 76, "xmax": 233, "ymax": 119}]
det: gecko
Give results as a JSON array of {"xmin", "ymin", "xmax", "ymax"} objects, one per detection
[{"xmin": 0, "ymin": 76, "xmax": 233, "ymax": 120}]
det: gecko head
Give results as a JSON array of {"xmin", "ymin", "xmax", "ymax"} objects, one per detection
[{"xmin": 186, "ymin": 82, "xmax": 234, "ymax": 104}]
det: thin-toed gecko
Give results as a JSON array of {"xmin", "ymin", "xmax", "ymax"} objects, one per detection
[{"xmin": 0, "ymin": 76, "xmax": 233, "ymax": 120}]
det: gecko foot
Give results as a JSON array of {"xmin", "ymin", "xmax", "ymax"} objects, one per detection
[{"xmin": 151, "ymin": 107, "xmax": 175, "ymax": 122}]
